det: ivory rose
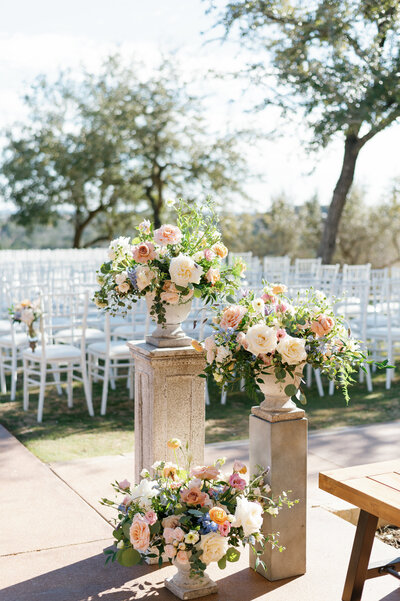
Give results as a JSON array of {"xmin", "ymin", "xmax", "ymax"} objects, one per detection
[
  {"xmin": 245, "ymin": 323, "xmax": 277, "ymax": 356},
  {"xmin": 190, "ymin": 465, "xmax": 220, "ymax": 480},
  {"xmin": 277, "ymin": 335, "xmax": 307, "ymax": 365},
  {"xmin": 310, "ymin": 314, "xmax": 335, "ymax": 337},
  {"xmin": 169, "ymin": 254, "xmax": 203, "ymax": 287},
  {"xmin": 211, "ymin": 242, "xmax": 228, "ymax": 259},
  {"xmin": 129, "ymin": 515, "xmax": 150, "ymax": 552},
  {"xmin": 216, "ymin": 345, "xmax": 231, "ymax": 364},
  {"xmin": 180, "ymin": 486, "xmax": 210, "ymax": 506},
  {"xmin": 132, "ymin": 242, "xmax": 156, "ymax": 264},
  {"xmin": 206, "ymin": 268, "xmax": 220, "ymax": 285},
  {"xmin": 220, "ymin": 305, "xmax": 247, "ymax": 331},
  {"xmin": 198, "ymin": 532, "xmax": 228, "ymax": 565},
  {"xmin": 136, "ymin": 265, "xmax": 156, "ymax": 291},
  {"xmin": 233, "ymin": 497, "xmax": 263, "ymax": 537},
  {"xmin": 154, "ymin": 224, "xmax": 182, "ymax": 246}
]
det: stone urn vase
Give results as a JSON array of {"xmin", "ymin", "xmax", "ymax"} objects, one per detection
[
  {"xmin": 255, "ymin": 363, "xmax": 305, "ymax": 415},
  {"xmin": 165, "ymin": 559, "xmax": 218, "ymax": 600},
  {"xmin": 145, "ymin": 293, "xmax": 193, "ymax": 348}
]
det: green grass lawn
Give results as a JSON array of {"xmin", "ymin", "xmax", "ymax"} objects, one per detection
[{"xmin": 0, "ymin": 371, "xmax": 398, "ymax": 463}]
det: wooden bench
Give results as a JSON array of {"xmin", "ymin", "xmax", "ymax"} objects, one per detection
[{"xmin": 319, "ymin": 459, "xmax": 400, "ymax": 601}]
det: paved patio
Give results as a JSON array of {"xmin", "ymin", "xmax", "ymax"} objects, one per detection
[{"xmin": 1, "ymin": 421, "xmax": 399, "ymax": 600}]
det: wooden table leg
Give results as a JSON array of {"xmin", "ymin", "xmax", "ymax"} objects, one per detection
[{"xmin": 342, "ymin": 510, "xmax": 379, "ymax": 601}]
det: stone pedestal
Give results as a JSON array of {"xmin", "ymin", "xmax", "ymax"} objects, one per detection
[
  {"xmin": 249, "ymin": 406, "xmax": 307, "ymax": 581},
  {"xmin": 127, "ymin": 342, "xmax": 206, "ymax": 483}
]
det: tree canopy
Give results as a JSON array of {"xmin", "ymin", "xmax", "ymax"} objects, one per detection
[
  {"xmin": 206, "ymin": 0, "xmax": 400, "ymax": 261},
  {"xmin": 1, "ymin": 55, "xmax": 251, "ymax": 247}
]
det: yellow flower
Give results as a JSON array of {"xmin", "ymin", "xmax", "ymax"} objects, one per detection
[
  {"xmin": 191, "ymin": 340, "xmax": 204, "ymax": 353},
  {"xmin": 167, "ymin": 438, "xmax": 182, "ymax": 450}
]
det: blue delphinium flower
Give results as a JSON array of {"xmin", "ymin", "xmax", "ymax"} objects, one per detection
[
  {"xmin": 127, "ymin": 268, "xmax": 138, "ymax": 290},
  {"xmin": 118, "ymin": 503, "xmax": 127, "ymax": 514},
  {"xmin": 199, "ymin": 512, "xmax": 218, "ymax": 534}
]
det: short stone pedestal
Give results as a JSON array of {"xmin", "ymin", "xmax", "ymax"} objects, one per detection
[
  {"xmin": 249, "ymin": 406, "xmax": 307, "ymax": 581},
  {"xmin": 127, "ymin": 342, "xmax": 206, "ymax": 483}
]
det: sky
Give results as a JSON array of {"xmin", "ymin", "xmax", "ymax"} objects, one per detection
[{"xmin": 1, "ymin": 0, "xmax": 399, "ymax": 212}]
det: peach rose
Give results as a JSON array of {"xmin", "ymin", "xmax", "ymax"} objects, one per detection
[
  {"xmin": 204, "ymin": 248, "xmax": 216, "ymax": 261},
  {"xmin": 154, "ymin": 224, "xmax": 182, "ymax": 246},
  {"xmin": 144, "ymin": 510, "xmax": 157, "ymax": 525},
  {"xmin": 173, "ymin": 527, "xmax": 185, "ymax": 542},
  {"xmin": 271, "ymin": 284, "xmax": 287, "ymax": 295},
  {"xmin": 180, "ymin": 486, "xmax": 210, "ymax": 506},
  {"xmin": 163, "ymin": 463, "xmax": 178, "ymax": 479},
  {"xmin": 132, "ymin": 242, "xmax": 156, "ymax": 264},
  {"xmin": 259, "ymin": 353, "xmax": 272, "ymax": 366},
  {"xmin": 209, "ymin": 507, "xmax": 227, "ymax": 525},
  {"xmin": 117, "ymin": 282, "xmax": 130, "ymax": 294},
  {"xmin": 129, "ymin": 515, "xmax": 150, "ymax": 552},
  {"xmin": 220, "ymin": 305, "xmax": 247, "ymax": 331},
  {"xmin": 206, "ymin": 268, "xmax": 220, "ymax": 285},
  {"xmin": 164, "ymin": 544, "xmax": 177, "ymax": 559},
  {"xmin": 162, "ymin": 515, "xmax": 182, "ymax": 529},
  {"xmin": 211, "ymin": 242, "xmax": 228, "ymax": 259},
  {"xmin": 236, "ymin": 331, "xmax": 249, "ymax": 350},
  {"xmin": 310, "ymin": 314, "xmax": 335, "ymax": 337},
  {"xmin": 176, "ymin": 550, "xmax": 190, "ymax": 564},
  {"xmin": 190, "ymin": 465, "xmax": 220, "ymax": 480},
  {"xmin": 160, "ymin": 291, "xmax": 180, "ymax": 304}
]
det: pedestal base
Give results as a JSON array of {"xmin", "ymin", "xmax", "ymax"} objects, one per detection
[
  {"xmin": 165, "ymin": 574, "xmax": 218, "ymax": 600},
  {"xmin": 249, "ymin": 409, "xmax": 307, "ymax": 581},
  {"xmin": 128, "ymin": 342, "xmax": 206, "ymax": 483},
  {"xmin": 145, "ymin": 333, "xmax": 192, "ymax": 348}
]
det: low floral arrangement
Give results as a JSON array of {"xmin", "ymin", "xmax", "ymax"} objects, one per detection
[
  {"xmin": 194, "ymin": 283, "xmax": 382, "ymax": 402},
  {"xmin": 94, "ymin": 198, "xmax": 244, "ymax": 324},
  {"xmin": 9, "ymin": 299, "xmax": 42, "ymax": 351},
  {"xmin": 101, "ymin": 439, "xmax": 295, "ymax": 576}
]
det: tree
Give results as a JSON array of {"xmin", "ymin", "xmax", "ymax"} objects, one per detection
[
  {"xmin": 206, "ymin": 0, "xmax": 400, "ymax": 262},
  {"xmin": 1, "ymin": 56, "xmax": 250, "ymax": 247}
]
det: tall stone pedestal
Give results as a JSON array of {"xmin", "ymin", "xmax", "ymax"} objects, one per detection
[
  {"xmin": 249, "ymin": 406, "xmax": 307, "ymax": 581},
  {"xmin": 127, "ymin": 342, "xmax": 206, "ymax": 483}
]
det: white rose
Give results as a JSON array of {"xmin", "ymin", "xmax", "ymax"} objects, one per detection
[
  {"xmin": 198, "ymin": 532, "xmax": 228, "ymax": 565},
  {"xmin": 136, "ymin": 265, "xmax": 156, "ymax": 291},
  {"xmin": 232, "ymin": 496, "xmax": 263, "ymax": 537},
  {"xmin": 216, "ymin": 345, "xmax": 231, "ymax": 364},
  {"xmin": 251, "ymin": 298, "xmax": 265, "ymax": 314},
  {"xmin": 115, "ymin": 272, "xmax": 127, "ymax": 285},
  {"xmin": 277, "ymin": 335, "xmax": 307, "ymax": 365},
  {"xmin": 246, "ymin": 323, "xmax": 277, "ymax": 356},
  {"xmin": 169, "ymin": 254, "xmax": 203, "ymax": 287}
]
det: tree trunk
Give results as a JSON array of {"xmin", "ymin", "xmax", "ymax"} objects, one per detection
[
  {"xmin": 317, "ymin": 136, "xmax": 361, "ymax": 263},
  {"xmin": 73, "ymin": 224, "xmax": 84, "ymax": 248},
  {"xmin": 153, "ymin": 208, "xmax": 161, "ymax": 229}
]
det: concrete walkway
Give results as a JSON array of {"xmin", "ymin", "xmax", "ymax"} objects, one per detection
[{"xmin": 0, "ymin": 421, "xmax": 399, "ymax": 600}]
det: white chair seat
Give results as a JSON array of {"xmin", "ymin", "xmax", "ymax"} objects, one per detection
[
  {"xmin": 54, "ymin": 327, "xmax": 104, "ymax": 345},
  {"xmin": 113, "ymin": 324, "xmax": 146, "ymax": 339},
  {"xmin": 0, "ymin": 332, "xmax": 29, "ymax": 347},
  {"xmin": 22, "ymin": 344, "xmax": 81, "ymax": 361},
  {"xmin": 88, "ymin": 340, "xmax": 130, "ymax": 358},
  {"xmin": 0, "ymin": 319, "xmax": 10, "ymax": 334}
]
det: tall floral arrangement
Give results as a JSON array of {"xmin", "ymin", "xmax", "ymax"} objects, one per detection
[
  {"xmin": 195, "ymin": 283, "xmax": 381, "ymax": 402},
  {"xmin": 101, "ymin": 439, "xmax": 295, "ymax": 576},
  {"xmin": 94, "ymin": 198, "xmax": 243, "ymax": 324},
  {"xmin": 9, "ymin": 299, "xmax": 42, "ymax": 351}
]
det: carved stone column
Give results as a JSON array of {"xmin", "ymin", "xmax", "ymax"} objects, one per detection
[{"xmin": 127, "ymin": 342, "xmax": 206, "ymax": 483}]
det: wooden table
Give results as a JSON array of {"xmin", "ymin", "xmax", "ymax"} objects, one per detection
[{"xmin": 319, "ymin": 459, "xmax": 400, "ymax": 601}]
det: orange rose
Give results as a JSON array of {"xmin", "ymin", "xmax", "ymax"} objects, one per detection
[
  {"xmin": 209, "ymin": 507, "xmax": 228, "ymax": 525},
  {"xmin": 220, "ymin": 305, "xmax": 247, "ymax": 331},
  {"xmin": 310, "ymin": 314, "xmax": 335, "ymax": 337},
  {"xmin": 129, "ymin": 515, "xmax": 150, "ymax": 552},
  {"xmin": 180, "ymin": 486, "xmax": 210, "ymax": 506},
  {"xmin": 271, "ymin": 283, "xmax": 287, "ymax": 295}
]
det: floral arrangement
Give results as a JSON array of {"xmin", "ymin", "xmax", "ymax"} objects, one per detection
[
  {"xmin": 9, "ymin": 299, "xmax": 42, "ymax": 351},
  {"xmin": 94, "ymin": 198, "xmax": 244, "ymax": 324},
  {"xmin": 101, "ymin": 439, "xmax": 295, "ymax": 576},
  {"xmin": 194, "ymin": 283, "xmax": 378, "ymax": 402}
]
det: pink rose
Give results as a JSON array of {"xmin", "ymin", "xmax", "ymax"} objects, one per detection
[
  {"xmin": 276, "ymin": 328, "xmax": 286, "ymax": 340},
  {"xmin": 206, "ymin": 268, "xmax": 220, "ymax": 285},
  {"xmin": 163, "ymin": 527, "xmax": 176, "ymax": 544},
  {"xmin": 261, "ymin": 293, "xmax": 275, "ymax": 303},
  {"xmin": 176, "ymin": 550, "xmax": 190, "ymax": 564},
  {"xmin": 173, "ymin": 527, "xmax": 185, "ymax": 542},
  {"xmin": 164, "ymin": 544, "xmax": 177, "ymax": 559},
  {"xmin": 132, "ymin": 242, "xmax": 156, "ymax": 264},
  {"xmin": 162, "ymin": 515, "xmax": 181, "ymax": 529},
  {"xmin": 144, "ymin": 510, "xmax": 157, "ymax": 525},
  {"xmin": 129, "ymin": 515, "xmax": 150, "ymax": 552},
  {"xmin": 310, "ymin": 314, "xmax": 335, "ymax": 337},
  {"xmin": 154, "ymin": 224, "xmax": 182, "ymax": 246},
  {"xmin": 220, "ymin": 305, "xmax": 247, "ymax": 331},
  {"xmin": 218, "ymin": 521, "xmax": 231, "ymax": 537},
  {"xmin": 236, "ymin": 331, "xmax": 249, "ymax": 350},
  {"xmin": 259, "ymin": 354, "xmax": 272, "ymax": 366},
  {"xmin": 229, "ymin": 473, "xmax": 246, "ymax": 490},
  {"xmin": 190, "ymin": 465, "xmax": 220, "ymax": 480},
  {"xmin": 204, "ymin": 249, "xmax": 216, "ymax": 261},
  {"xmin": 118, "ymin": 479, "xmax": 130, "ymax": 490},
  {"xmin": 275, "ymin": 303, "xmax": 288, "ymax": 313}
]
